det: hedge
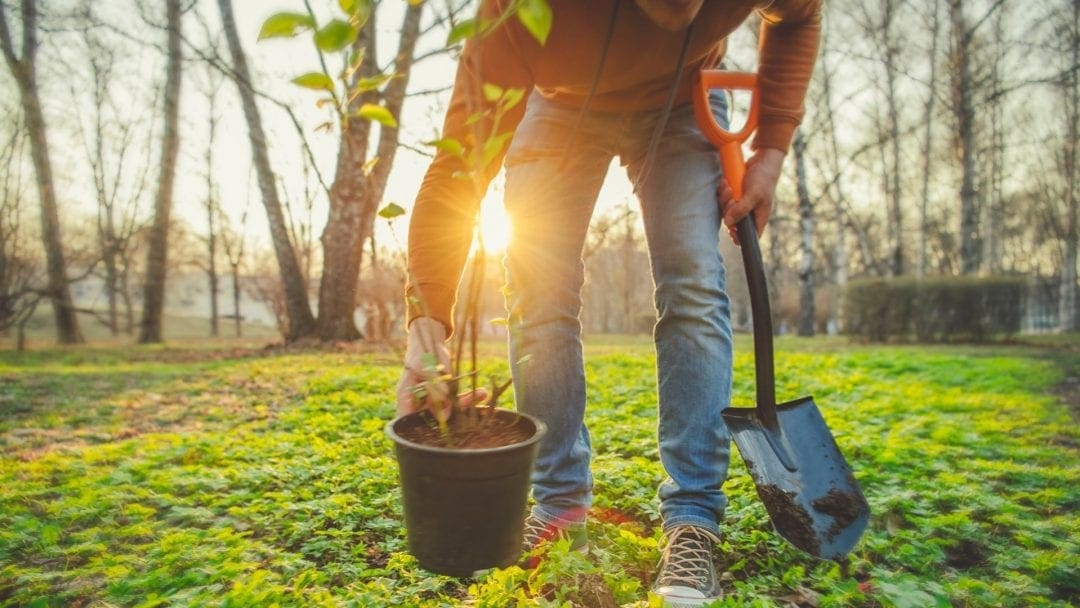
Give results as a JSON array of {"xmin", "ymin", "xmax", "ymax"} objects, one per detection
[{"xmin": 843, "ymin": 275, "xmax": 1025, "ymax": 342}]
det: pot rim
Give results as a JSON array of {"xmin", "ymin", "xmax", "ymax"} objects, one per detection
[{"xmin": 385, "ymin": 407, "xmax": 547, "ymax": 456}]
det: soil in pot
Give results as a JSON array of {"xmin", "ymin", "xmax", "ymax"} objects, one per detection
[{"xmin": 397, "ymin": 408, "xmax": 533, "ymax": 449}]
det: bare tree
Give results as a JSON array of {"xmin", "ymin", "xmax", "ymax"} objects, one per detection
[
  {"xmin": 792, "ymin": 128, "xmax": 816, "ymax": 336},
  {"xmin": 948, "ymin": 0, "xmax": 1005, "ymax": 275},
  {"xmin": 220, "ymin": 183, "xmax": 250, "ymax": 338},
  {"xmin": 218, "ymin": 0, "xmax": 316, "ymax": 341},
  {"xmin": 71, "ymin": 12, "xmax": 153, "ymax": 337},
  {"xmin": 979, "ymin": 6, "xmax": 1010, "ymax": 275},
  {"xmin": 917, "ymin": 0, "xmax": 943, "ymax": 277},
  {"xmin": 1052, "ymin": 0, "xmax": 1079, "ymax": 331},
  {"xmin": 856, "ymin": 0, "xmax": 906, "ymax": 276},
  {"xmin": 0, "ymin": 0, "xmax": 83, "ymax": 344},
  {"xmin": 138, "ymin": 0, "xmax": 184, "ymax": 343},
  {"xmin": 200, "ymin": 63, "xmax": 224, "ymax": 337},
  {"xmin": 0, "ymin": 115, "xmax": 44, "ymax": 349}
]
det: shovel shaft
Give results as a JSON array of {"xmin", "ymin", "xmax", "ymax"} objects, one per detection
[
  {"xmin": 737, "ymin": 215, "xmax": 779, "ymax": 429},
  {"xmin": 694, "ymin": 70, "xmax": 780, "ymax": 431}
]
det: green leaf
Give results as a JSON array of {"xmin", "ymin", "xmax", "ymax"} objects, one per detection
[
  {"xmin": 292, "ymin": 72, "xmax": 336, "ymax": 92},
  {"xmin": 482, "ymin": 83, "xmax": 504, "ymax": 103},
  {"xmin": 355, "ymin": 73, "xmax": 394, "ymax": 92},
  {"xmin": 349, "ymin": 48, "xmax": 366, "ymax": 69},
  {"xmin": 446, "ymin": 18, "xmax": 477, "ymax": 46},
  {"xmin": 425, "ymin": 137, "xmax": 464, "ymax": 157},
  {"xmin": 258, "ymin": 12, "xmax": 315, "ymax": 40},
  {"xmin": 465, "ymin": 110, "xmax": 488, "ymax": 126},
  {"xmin": 500, "ymin": 87, "xmax": 525, "ymax": 111},
  {"xmin": 378, "ymin": 202, "xmax": 406, "ymax": 219},
  {"xmin": 356, "ymin": 103, "xmax": 398, "ymax": 127},
  {"xmin": 480, "ymin": 131, "xmax": 514, "ymax": 169},
  {"xmin": 362, "ymin": 156, "xmax": 380, "ymax": 176},
  {"xmin": 517, "ymin": 0, "xmax": 553, "ymax": 45},
  {"xmin": 314, "ymin": 19, "xmax": 358, "ymax": 52}
]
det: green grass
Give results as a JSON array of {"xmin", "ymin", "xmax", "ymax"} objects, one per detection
[{"xmin": 1, "ymin": 336, "xmax": 1077, "ymax": 607}]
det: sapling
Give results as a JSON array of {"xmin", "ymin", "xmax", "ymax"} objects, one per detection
[
  {"xmin": 381, "ymin": 201, "xmax": 521, "ymax": 447},
  {"xmin": 380, "ymin": 72, "xmax": 533, "ymax": 446}
]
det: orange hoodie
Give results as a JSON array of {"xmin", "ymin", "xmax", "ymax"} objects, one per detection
[{"xmin": 406, "ymin": 0, "xmax": 822, "ymax": 334}]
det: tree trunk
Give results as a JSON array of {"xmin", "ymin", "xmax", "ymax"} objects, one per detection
[
  {"xmin": 316, "ymin": 3, "xmax": 424, "ymax": 341},
  {"xmin": 981, "ymin": 9, "xmax": 1007, "ymax": 276},
  {"xmin": 949, "ymin": 0, "xmax": 981, "ymax": 275},
  {"xmin": 232, "ymin": 262, "xmax": 243, "ymax": 338},
  {"xmin": 818, "ymin": 22, "xmax": 849, "ymax": 331},
  {"xmin": 793, "ymin": 128, "xmax": 816, "ymax": 337},
  {"xmin": 0, "ymin": 0, "xmax": 83, "ymax": 344},
  {"xmin": 205, "ymin": 80, "xmax": 221, "ymax": 338},
  {"xmin": 120, "ymin": 265, "xmax": 134, "ymax": 335},
  {"xmin": 218, "ymin": 0, "xmax": 315, "ymax": 341},
  {"xmin": 207, "ymin": 204, "xmax": 220, "ymax": 338},
  {"xmin": 104, "ymin": 253, "xmax": 119, "ymax": 335},
  {"xmin": 355, "ymin": 2, "xmax": 424, "ymax": 269},
  {"xmin": 1061, "ymin": 0, "xmax": 1079, "ymax": 332},
  {"xmin": 139, "ymin": 0, "xmax": 183, "ymax": 344},
  {"xmin": 314, "ymin": 21, "xmax": 374, "ymax": 341},
  {"xmin": 880, "ymin": 0, "xmax": 904, "ymax": 277},
  {"xmin": 918, "ymin": 0, "xmax": 941, "ymax": 278}
]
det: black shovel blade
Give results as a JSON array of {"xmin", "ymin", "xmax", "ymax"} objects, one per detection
[{"xmin": 724, "ymin": 396, "xmax": 869, "ymax": 560}]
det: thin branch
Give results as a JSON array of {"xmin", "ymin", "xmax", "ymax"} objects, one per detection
[
  {"xmin": 0, "ymin": 1, "xmax": 18, "ymax": 66},
  {"xmin": 966, "ymin": 0, "xmax": 1007, "ymax": 40},
  {"xmin": 405, "ymin": 84, "xmax": 454, "ymax": 98},
  {"xmin": 398, "ymin": 140, "xmax": 435, "ymax": 158},
  {"xmin": 179, "ymin": 16, "xmax": 334, "ymax": 200}
]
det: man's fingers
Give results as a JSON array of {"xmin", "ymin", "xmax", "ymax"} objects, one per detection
[
  {"xmin": 456, "ymin": 388, "xmax": 489, "ymax": 408},
  {"xmin": 716, "ymin": 180, "xmax": 734, "ymax": 207}
]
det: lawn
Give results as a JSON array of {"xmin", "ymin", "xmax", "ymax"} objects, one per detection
[{"xmin": 0, "ymin": 335, "xmax": 1077, "ymax": 607}]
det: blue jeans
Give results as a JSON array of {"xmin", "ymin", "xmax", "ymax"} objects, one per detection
[{"xmin": 502, "ymin": 90, "xmax": 733, "ymax": 535}]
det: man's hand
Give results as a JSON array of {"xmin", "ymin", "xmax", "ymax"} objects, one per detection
[
  {"xmin": 717, "ymin": 147, "xmax": 786, "ymax": 245},
  {"xmin": 395, "ymin": 316, "xmax": 487, "ymax": 418}
]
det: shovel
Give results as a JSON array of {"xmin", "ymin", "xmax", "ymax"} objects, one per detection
[{"xmin": 693, "ymin": 69, "xmax": 870, "ymax": 560}]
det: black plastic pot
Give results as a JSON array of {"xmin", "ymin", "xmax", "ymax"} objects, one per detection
[{"xmin": 385, "ymin": 408, "xmax": 546, "ymax": 577}]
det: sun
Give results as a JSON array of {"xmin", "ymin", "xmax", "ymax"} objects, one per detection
[{"xmin": 478, "ymin": 197, "xmax": 512, "ymax": 253}]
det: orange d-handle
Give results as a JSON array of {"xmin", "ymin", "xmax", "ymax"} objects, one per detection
[{"xmin": 692, "ymin": 70, "xmax": 759, "ymax": 199}]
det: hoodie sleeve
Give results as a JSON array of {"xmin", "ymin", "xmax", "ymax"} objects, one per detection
[
  {"xmin": 405, "ymin": 0, "xmax": 535, "ymax": 335},
  {"xmin": 753, "ymin": 0, "xmax": 822, "ymax": 152}
]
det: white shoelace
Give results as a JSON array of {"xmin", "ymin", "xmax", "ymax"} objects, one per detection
[
  {"xmin": 522, "ymin": 516, "xmax": 550, "ymax": 551},
  {"xmin": 657, "ymin": 526, "xmax": 721, "ymax": 588}
]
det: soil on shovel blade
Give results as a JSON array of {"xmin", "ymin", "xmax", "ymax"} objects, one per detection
[
  {"xmin": 398, "ymin": 410, "xmax": 533, "ymax": 449},
  {"xmin": 756, "ymin": 484, "xmax": 821, "ymax": 556},
  {"xmin": 812, "ymin": 487, "xmax": 867, "ymax": 540}
]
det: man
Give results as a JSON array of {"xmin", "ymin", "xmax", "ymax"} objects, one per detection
[{"xmin": 396, "ymin": 0, "xmax": 820, "ymax": 605}]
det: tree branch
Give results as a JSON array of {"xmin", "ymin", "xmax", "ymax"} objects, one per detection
[{"xmin": 0, "ymin": 1, "xmax": 17, "ymax": 67}]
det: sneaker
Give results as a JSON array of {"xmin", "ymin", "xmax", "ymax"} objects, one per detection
[
  {"xmin": 652, "ymin": 525, "xmax": 723, "ymax": 607},
  {"xmin": 521, "ymin": 514, "xmax": 588, "ymax": 568}
]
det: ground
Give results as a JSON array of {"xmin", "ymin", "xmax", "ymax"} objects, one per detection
[{"xmin": 0, "ymin": 335, "xmax": 1077, "ymax": 607}]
